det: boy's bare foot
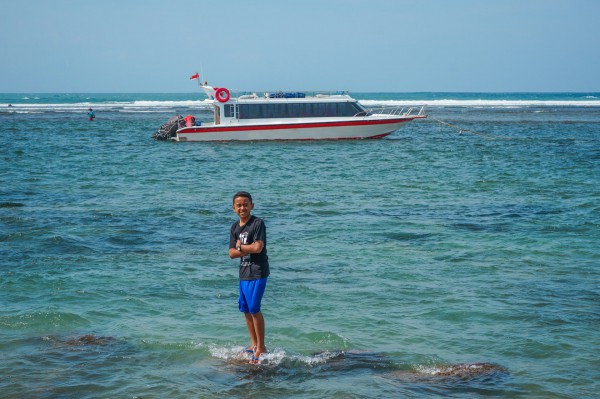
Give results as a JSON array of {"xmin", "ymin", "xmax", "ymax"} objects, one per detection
[{"xmin": 250, "ymin": 345, "xmax": 267, "ymax": 364}]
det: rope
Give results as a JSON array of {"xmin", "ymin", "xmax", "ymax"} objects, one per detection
[{"xmin": 429, "ymin": 118, "xmax": 512, "ymax": 141}]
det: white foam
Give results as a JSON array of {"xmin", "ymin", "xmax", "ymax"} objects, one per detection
[
  {"xmin": 208, "ymin": 344, "xmax": 342, "ymax": 367},
  {"xmin": 131, "ymin": 100, "xmax": 211, "ymax": 108},
  {"xmin": 207, "ymin": 344, "xmax": 280, "ymax": 365},
  {"xmin": 358, "ymin": 99, "xmax": 600, "ymax": 108},
  {"xmin": 3, "ymin": 97, "xmax": 598, "ymax": 113},
  {"xmin": 0, "ymin": 99, "xmax": 213, "ymax": 112}
]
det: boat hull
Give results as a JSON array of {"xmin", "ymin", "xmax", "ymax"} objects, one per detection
[{"xmin": 174, "ymin": 117, "xmax": 423, "ymax": 141}]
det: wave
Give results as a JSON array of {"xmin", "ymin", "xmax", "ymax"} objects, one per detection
[
  {"xmin": 208, "ymin": 344, "xmax": 344, "ymax": 367},
  {"xmin": 206, "ymin": 345, "xmax": 509, "ymax": 386},
  {"xmin": 0, "ymin": 99, "xmax": 214, "ymax": 113},
  {"xmin": 2, "ymin": 98, "xmax": 600, "ymax": 114},
  {"xmin": 359, "ymin": 99, "xmax": 600, "ymax": 108}
]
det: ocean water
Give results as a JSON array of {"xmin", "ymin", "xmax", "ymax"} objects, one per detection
[{"xmin": 1, "ymin": 92, "xmax": 599, "ymax": 399}]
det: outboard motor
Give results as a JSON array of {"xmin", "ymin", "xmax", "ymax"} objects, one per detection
[{"xmin": 152, "ymin": 115, "xmax": 183, "ymax": 140}]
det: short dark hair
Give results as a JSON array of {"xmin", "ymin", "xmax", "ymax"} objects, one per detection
[{"xmin": 233, "ymin": 191, "xmax": 253, "ymax": 204}]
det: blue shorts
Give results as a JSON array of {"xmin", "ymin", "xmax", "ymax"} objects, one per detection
[{"xmin": 239, "ymin": 278, "xmax": 267, "ymax": 314}]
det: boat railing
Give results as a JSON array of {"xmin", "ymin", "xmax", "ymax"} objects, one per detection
[{"xmin": 361, "ymin": 105, "xmax": 427, "ymax": 118}]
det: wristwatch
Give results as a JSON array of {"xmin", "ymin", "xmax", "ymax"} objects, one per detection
[{"xmin": 237, "ymin": 244, "xmax": 242, "ymax": 252}]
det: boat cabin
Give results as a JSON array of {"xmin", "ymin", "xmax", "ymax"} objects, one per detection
[
  {"xmin": 204, "ymin": 86, "xmax": 370, "ymax": 125},
  {"xmin": 222, "ymin": 98, "xmax": 368, "ymax": 120}
]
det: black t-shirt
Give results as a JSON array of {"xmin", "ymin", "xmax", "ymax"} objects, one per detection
[{"xmin": 229, "ymin": 215, "xmax": 270, "ymax": 280}]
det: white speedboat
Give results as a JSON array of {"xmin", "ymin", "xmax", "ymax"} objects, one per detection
[{"xmin": 166, "ymin": 83, "xmax": 426, "ymax": 141}]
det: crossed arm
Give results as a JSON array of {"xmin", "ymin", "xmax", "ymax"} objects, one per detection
[{"xmin": 229, "ymin": 240, "xmax": 264, "ymax": 259}]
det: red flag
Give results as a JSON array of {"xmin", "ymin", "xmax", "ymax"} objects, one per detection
[{"xmin": 190, "ymin": 72, "xmax": 200, "ymax": 80}]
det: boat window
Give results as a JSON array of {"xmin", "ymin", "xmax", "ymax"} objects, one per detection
[
  {"xmin": 237, "ymin": 101, "xmax": 366, "ymax": 119},
  {"xmin": 225, "ymin": 104, "xmax": 234, "ymax": 118}
]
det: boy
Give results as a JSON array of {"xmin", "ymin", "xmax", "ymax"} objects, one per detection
[{"xmin": 228, "ymin": 191, "xmax": 269, "ymax": 364}]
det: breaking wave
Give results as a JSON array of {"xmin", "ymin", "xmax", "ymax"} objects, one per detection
[
  {"xmin": 359, "ymin": 99, "xmax": 600, "ymax": 108},
  {"xmin": 2, "ymin": 93, "xmax": 599, "ymax": 114}
]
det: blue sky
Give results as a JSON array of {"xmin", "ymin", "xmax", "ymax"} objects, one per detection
[{"xmin": 1, "ymin": 0, "xmax": 598, "ymax": 92}]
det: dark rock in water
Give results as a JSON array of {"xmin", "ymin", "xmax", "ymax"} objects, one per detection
[
  {"xmin": 424, "ymin": 362, "xmax": 507, "ymax": 378},
  {"xmin": 308, "ymin": 351, "xmax": 507, "ymax": 381},
  {"xmin": 153, "ymin": 115, "xmax": 183, "ymax": 140},
  {"xmin": 45, "ymin": 334, "xmax": 118, "ymax": 347},
  {"xmin": 393, "ymin": 362, "xmax": 508, "ymax": 381},
  {"xmin": 64, "ymin": 334, "xmax": 116, "ymax": 346}
]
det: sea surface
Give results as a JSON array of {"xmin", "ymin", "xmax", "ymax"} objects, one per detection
[{"xmin": 1, "ymin": 92, "xmax": 599, "ymax": 399}]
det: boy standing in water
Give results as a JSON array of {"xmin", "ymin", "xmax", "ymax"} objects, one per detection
[{"xmin": 229, "ymin": 191, "xmax": 269, "ymax": 364}]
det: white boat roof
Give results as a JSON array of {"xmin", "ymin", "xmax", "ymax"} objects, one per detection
[{"xmin": 236, "ymin": 94, "xmax": 356, "ymax": 104}]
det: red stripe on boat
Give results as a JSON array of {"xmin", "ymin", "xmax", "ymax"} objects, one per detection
[{"xmin": 178, "ymin": 117, "xmax": 419, "ymax": 134}]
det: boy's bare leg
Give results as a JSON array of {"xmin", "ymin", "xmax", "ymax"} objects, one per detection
[
  {"xmin": 251, "ymin": 311, "xmax": 267, "ymax": 359},
  {"xmin": 244, "ymin": 312, "xmax": 258, "ymax": 350}
]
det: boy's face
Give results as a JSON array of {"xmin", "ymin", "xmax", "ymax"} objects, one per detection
[{"xmin": 233, "ymin": 196, "xmax": 254, "ymax": 220}]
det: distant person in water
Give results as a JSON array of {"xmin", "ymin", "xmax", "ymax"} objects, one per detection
[
  {"xmin": 88, "ymin": 108, "xmax": 95, "ymax": 121},
  {"xmin": 228, "ymin": 191, "xmax": 270, "ymax": 364}
]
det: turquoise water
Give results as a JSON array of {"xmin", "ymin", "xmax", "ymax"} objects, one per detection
[{"xmin": 1, "ymin": 93, "xmax": 599, "ymax": 398}]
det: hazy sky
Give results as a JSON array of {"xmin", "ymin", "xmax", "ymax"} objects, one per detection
[{"xmin": 1, "ymin": 0, "xmax": 598, "ymax": 93}]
